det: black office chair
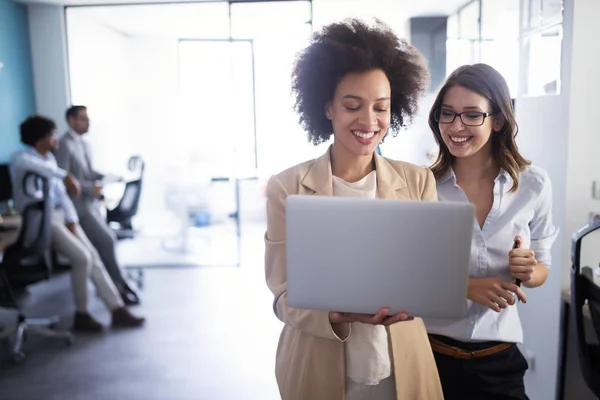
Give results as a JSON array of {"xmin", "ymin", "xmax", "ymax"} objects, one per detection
[
  {"xmin": 0, "ymin": 172, "xmax": 73, "ymax": 363},
  {"xmin": 571, "ymin": 215, "xmax": 600, "ymax": 398},
  {"xmin": 106, "ymin": 156, "xmax": 144, "ymax": 240}
]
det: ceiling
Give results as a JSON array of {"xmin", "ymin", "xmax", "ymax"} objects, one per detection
[
  {"xmin": 19, "ymin": 0, "xmax": 470, "ymax": 39},
  {"xmin": 19, "ymin": 0, "xmax": 468, "ymax": 10}
]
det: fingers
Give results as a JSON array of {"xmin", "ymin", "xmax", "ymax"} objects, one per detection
[
  {"xmin": 331, "ymin": 307, "xmax": 406, "ymax": 325},
  {"xmin": 490, "ymin": 292, "xmax": 510, "ymax": 309},
  {"xmin": 512, "ymin": 272, "xmax": 533, "ymax": 283},
  {"xmin": 330, "ymin": 309, "xmax": 387, "ymax": 324},
  {"xmin": 509, "ymin": 254, "xmax": 537, "ymax": 265},
  {"xmin": 369, "ymin": 307, "xmax": 390, "ymax": 324},
  {"xmin": 511, "ymin": 263, "xmax": 536, "ymax": 273},
  {"xmin": 331, "ymin": 312, "xmax": 364, "ymax": 324},
  {"xmin": 510, "ymin": 265, "xmax": 535, "ymax": 282},
  {"xmin": 329, "ymin": 312, "xmax": 344, "ymax": 324},
  {"xmin": 382, "ymin": 312, "xmax": 410, "ymax": 326},
  {"xmin": 501, "ymin": 281, "xmax": 528, "ymax": 303},
  {"xmin": 514, "ymin": 287, "xmax": 527, "ymax": 303},
  {"xmin": 334, "ymin": 312, "xmax": 359, "ymax": 324},
  {"xmin": 488, "ymin": 300, "xmax": 502, "ymax": 313},
  {"xmin": 499, "ymin": 290, "xmax": 515, "ymax": 306},
  {"xmin": 514, "ymin": 235, "xmax": 523, "ymax": 247}
]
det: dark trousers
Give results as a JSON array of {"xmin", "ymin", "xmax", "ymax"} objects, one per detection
[{"xmin": 431, "ymin": 335, "xmax": 529, "ymax": 400}]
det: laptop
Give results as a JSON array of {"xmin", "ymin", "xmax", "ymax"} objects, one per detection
[{"xmin": 285, "ymin": 195, "xmax": 475, "ymax": 319}]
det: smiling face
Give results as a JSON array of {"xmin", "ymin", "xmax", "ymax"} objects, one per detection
[
  {"xmin": 438, "ymin": 85, "xmax": 503, "ymax": 160},
  {"xmin": 326, "ymin": 69, "xmax": 391, "ymax": 157}
]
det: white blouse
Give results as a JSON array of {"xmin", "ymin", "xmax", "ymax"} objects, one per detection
[
  {"xmin": 424, "ymin": 166, "xmax": 558, "ymax": 343},
  {"xmin": 332, "ymin": 171, "xmax": 395, "ymax": 399}
]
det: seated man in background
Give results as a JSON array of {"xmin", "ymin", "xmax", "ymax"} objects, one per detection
[
  {"xmin": 55, "ymin": 105, "xmax": 139, "ymax": 305},
  {"xmin": 10, "ymin": 115, "xmax": 145, "ymax": 332}
]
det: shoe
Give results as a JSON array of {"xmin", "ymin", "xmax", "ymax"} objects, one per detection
[
  {"xmin": 120, "ymin": 289, "xmax": 140, "ymax": 306},
  {"xmin": 111, "ymin": 307, "xmax": 145, "ymax": 328},
  {"xmin": 73, "ymin": 312, "xmax": 104, "ymax": 333},
  {"xmin": 120, "ymin": 282, "xmax": 141, "ymax": 306}
]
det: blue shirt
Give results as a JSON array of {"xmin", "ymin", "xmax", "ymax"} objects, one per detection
[
  {"xmin": 10, "ymin": 147, "xmax": 79, "ymax": 224},
  {"xmin": 424, "ymin": 165, "xmax": 558, "ymax": 343}
]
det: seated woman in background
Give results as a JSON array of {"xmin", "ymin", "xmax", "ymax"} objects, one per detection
[
  {"xmin": 264, "ymin": 19, "xmax": 443, "ymax": 400},
  {"xmin": 424, "ymin": 63, "xmax": 558, "ymax": 400}
]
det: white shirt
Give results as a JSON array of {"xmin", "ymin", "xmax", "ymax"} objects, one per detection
[
  {"xmin": 332, "ymin": 171, "xmax": 393, "ymax": 388},
  {"xmin": 424, "ymin": 166, "xmax": 558, "ymax": 343},
  {"xmin": 68, "ymin": 130, "xmax": 88, "ymax": 163},
  {"xmin": 68, "ymin": 129, "xmax": 83, "ymax": 143},
  {"xmin": 10, "ymin": 147, "xmax": 79, "ymax": 224}
]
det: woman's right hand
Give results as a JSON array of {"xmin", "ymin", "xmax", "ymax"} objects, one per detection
[
  {"xmin": 467, "ymin": 278, "xmax": 527, "ymax": 312},
  {"xmin": 329, "ymin": 307, "xmax": 411, "ymax": 327}
]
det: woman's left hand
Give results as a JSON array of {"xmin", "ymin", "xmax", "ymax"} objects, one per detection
[
  {"xmin": 330, "ymin": 307, "xmax": 412, "ymax": 326},
  {"xmin": 508, "ymin": 235, "xmax": 537, "ymax": 283}
]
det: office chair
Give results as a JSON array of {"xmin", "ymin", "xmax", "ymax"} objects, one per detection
[
  {"xmin": 0, "ymin": 164, "xmax": 12, "ymax": 204},
  {"xmin": 0, "ymin": 172, "xmax": 73, "ymax": 363},
  {"xmin": 106, "ymin": 155, "xmax": 144, "ymax": 240},
  {"xmin": 571, "ymin": 215, "xmax": 600, "ymax": 398}
]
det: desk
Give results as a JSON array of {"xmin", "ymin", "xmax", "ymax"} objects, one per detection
[
  {"xmin": 0, "ymin": 215, "xmax": 20, "ymax": 254},
  {"xmin": 558, "ymin": 289, "xmax": 597, "ymax": 400}
]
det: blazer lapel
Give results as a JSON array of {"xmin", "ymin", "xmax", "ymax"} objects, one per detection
[
  {"xmin": 81, "ymin": 141, "xmax": 94, "ymax": 176},
  {"xmin": 66, "ymin": 133, "xmax": 93, "ymax": 178},
  {"xmin": 300, "ymin": 147, "xmax": 412, "ymax": 200},
  {"xmin": 301, "ymin": 147, "xmax": 333, "ymax": 196},
  {"xmin": 374, "ymin": 153, "xmax": 410, "ymax": 200}
]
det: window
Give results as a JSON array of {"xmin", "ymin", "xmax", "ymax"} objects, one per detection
[
  {"xmin": 521, "ymin": 0, "xmax": 563, "ymax": 96},
  {"xmin": 480, "ymin": 0, "xmax": 520, "ymax": 97}
]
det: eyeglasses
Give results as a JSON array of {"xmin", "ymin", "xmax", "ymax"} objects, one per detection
[{"xmin": 433, "ymin": 109, "xmax": 496, "ymax": 127}]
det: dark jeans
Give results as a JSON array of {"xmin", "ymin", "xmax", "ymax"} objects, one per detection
[{"xmin": 431, "ymin": 335, "xmax": 529, "ymax": 400}]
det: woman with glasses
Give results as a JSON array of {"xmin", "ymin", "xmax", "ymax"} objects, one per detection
[
  {"xmin": 265, "ymin": 19, "xmax": 444, "ymax": 400},
  {"xmin": 423, "ymin": 64, "xmax": 558, "ymax": 400}
]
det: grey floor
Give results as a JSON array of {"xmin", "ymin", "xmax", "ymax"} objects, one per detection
[{"xmin": 0, "ymin": 223, "xmax": 283, "ymax": 400}]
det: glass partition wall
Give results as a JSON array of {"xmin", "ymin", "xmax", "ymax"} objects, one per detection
[
  {"xmin": 446, "ymin": 0, "xmax": 563, "ymax": 98},
  {"xmin": 66, "ymin": 1, "xmax": 313, "ymax": 266}
]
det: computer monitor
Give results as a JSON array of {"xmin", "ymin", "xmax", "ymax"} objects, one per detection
[{"xmin": 0, "ymin": 164, "xmax": 12, "ymax": 202}]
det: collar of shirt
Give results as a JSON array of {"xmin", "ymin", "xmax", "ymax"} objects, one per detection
[
  {"xmin": 68, "ymin": 130, "xmax": 83, "ymax": 142},
  {"xmin": 438, "ymin": 167, "xmax": 513, "ymax": 192},
  {"xmin": 25, "ymin": 145, "xmax": 51, "ymax": 161}
]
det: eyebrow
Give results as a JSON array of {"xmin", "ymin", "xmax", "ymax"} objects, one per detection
[
  {"xmin": 343, "ymin": 95, "xmax": 390, "ymax": 101},
  {"xmin": 441, "ymin": 104, "xmax": 483, "ymax": 111}
]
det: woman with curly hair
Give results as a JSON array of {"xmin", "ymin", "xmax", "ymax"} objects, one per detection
[{"xmin": 264, "ymin": 19, "xmax": 444, "ymax": 400}]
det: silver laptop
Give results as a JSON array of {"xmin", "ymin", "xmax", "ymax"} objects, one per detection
[{"xmin": 286, "ymin": 195, "xmax": 474, "ymax": 319}]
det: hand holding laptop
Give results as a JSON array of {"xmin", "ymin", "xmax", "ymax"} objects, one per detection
[{"xmin": 330, "ymin": 307, "xmax": 411, "ymax": 327}]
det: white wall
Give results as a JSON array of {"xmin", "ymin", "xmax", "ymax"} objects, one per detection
[
  {"xmin": 28, "ymin": 4, "xmax": 70, "ymax": 133},
  {"xmin": 66, "ymin": 11, "xmax": 134, "ymax": 171},
  {"xmin": 516, "ymin": 95, "xmax": 569, "ymax": 400},
  {"xmin": 564, "ymin": 0, "xmax": 600, "ymax": 287},
  {"xmin": 514, "ymin": 1, "xmax": 574, "ymax": 399}
]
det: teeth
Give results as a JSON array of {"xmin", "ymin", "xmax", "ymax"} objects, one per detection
[
  {"xmin": 352, "ymin": 131, "xmax": 375, "ymax": 139},
  {"xmin": 450, "ymin": 136, "xmax": 470, "ymax": 143}
]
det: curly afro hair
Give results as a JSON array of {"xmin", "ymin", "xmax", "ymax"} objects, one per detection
[{"xmin": 292, "ymin": 19, "xmax": 430, "ymax": 145}]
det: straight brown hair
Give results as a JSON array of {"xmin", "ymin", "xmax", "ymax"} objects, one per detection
[{"xmin": 428, "ymin": 64, "xmax": 530, "ymax": 192}]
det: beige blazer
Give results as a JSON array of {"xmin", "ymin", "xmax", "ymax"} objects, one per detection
[{"xmin": 265, "ymin": 148, "xmax": 444, "ymax": 400}]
